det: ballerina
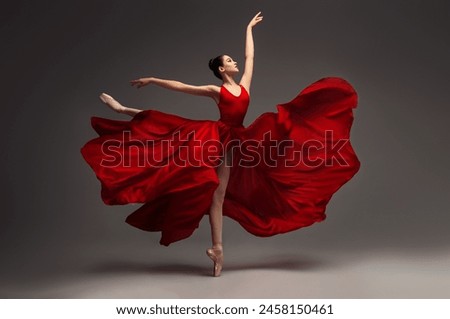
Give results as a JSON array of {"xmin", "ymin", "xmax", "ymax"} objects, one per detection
[
  {"xmin": 96, "ymin": 12, "xmax": 262, "ymax": 277},
  {"xmin": 81, "ymin": 12, "xmax": 360, "ymax": 277}
]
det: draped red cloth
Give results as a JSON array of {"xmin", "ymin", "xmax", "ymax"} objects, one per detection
[{"xmin": 81, "ymin": 77, "xmax": 360, "ymax": 246}]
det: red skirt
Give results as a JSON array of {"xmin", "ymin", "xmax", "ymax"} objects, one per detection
[{"xmin": 81, "ymin": 77, "xmax": 360, "ymax": 245}]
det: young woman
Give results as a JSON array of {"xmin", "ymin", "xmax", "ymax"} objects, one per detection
[{"xmin": 81, "ymin": 12, "xmax": 360, "ymax": 277}]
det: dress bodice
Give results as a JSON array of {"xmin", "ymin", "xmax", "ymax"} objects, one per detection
[{"xmin": 217, "ymin": 85, "xmax": 249, "ymax": 127}]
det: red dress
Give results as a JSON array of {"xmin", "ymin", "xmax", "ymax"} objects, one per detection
[{"xmin": 81, "ymin": 77, "xmax": 360, "ymax": 246}]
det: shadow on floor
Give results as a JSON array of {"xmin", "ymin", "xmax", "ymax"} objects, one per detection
[{"xmin": 86, "ymin": 254, "xmax": 336, "ymax": 277}]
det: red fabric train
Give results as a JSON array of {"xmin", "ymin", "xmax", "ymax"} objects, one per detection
[{"xmin": 81, "ymin": 77, "xmax": 360, "ymax": 246}]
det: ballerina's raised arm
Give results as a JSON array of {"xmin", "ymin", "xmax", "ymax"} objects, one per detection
[{"xmin": 239, "ymin": 11, "xmax": 263, "ymax": 93}]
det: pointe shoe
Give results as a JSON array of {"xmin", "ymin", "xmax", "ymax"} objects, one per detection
[
  {"xmin": 206, "ymin": 247, "xmax": 223, "ymax": 277},
  {"xmin": 99, "ymin": 93, "xmax": 124, "ymax": 113}
]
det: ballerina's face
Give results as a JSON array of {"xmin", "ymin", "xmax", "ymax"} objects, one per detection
[{"xmin": 219, "ymin": 55, "xmax": 239, "ymax": 76}]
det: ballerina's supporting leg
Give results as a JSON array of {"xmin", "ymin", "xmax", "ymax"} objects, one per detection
[{"xmin": 207, "ymin": 152, "xmax": 231, "ymax": 277}]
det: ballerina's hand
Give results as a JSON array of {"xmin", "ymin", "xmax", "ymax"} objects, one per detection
[
  {"xmin": 248, "ymin": 11, "xmax": 263, "ymax": 28},
  {"xmin": 130, "ymin": 77, "xmax": 153, "ymax": 89}
]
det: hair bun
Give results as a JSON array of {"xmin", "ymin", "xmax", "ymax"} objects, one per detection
[{"xmin": 208, "ymin": 55, "xmax": 224, "ymax": 80}]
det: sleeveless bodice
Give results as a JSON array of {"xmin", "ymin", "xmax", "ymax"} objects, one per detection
[{"xmin": 217, "ymin": 85, "xmax": 249, "ymax": 127}]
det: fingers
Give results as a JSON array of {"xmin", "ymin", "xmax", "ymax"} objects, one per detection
[
  {"xmin": 250, "ymin": 11, "xmax": 263, "ymax": 25},
  {"xmin": 130, "ymin": 79, "xmax": 141, "ymax": 88}
]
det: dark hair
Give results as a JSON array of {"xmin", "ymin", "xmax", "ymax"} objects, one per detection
[{"xmin": 208, "ymin": 55, "xmax": 224, "ymax": 80}]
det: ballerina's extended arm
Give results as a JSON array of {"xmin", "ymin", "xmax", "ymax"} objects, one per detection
[
  {"xmin": 130, "ymin": 77, "xmax": 220, "ymax": 103},
  {"xmin": 239, "ymin": 12, "xmax": 263, "ymax": 93},
  {"xmin": 102, "ymin": 78, "xmax": 220, "ymax": 117}
]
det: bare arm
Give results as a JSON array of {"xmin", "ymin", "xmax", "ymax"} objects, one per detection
[
  {"xmin": 130, "ymin": 77, "xmax": 220, "ymax": 103},
  {"xmin": 239, "ymin": 12, "xmax": 263, "ymax": 93}
]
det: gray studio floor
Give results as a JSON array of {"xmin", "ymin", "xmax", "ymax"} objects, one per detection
[{"xmin": 1, "ymin": 218, "xmax": 449, "ymax": 299}]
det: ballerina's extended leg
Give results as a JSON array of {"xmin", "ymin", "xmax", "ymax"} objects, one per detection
[
  {"xmin": 99, "ymin": 93, "xmax": 143, "ymax": 117},
  {"xmin": 99, "ymin": 93, "xmax": 126, "ymax": 113}
]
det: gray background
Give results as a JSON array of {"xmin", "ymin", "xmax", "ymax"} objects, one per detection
[{"xmin": 1, "ymin": 0, "xmax": 449, "ymax": 298}]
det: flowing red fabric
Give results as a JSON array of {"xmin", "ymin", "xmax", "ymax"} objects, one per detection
[{"xmin": 81, "ymin": 77, "xmax": 360, "ymax": 246}]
